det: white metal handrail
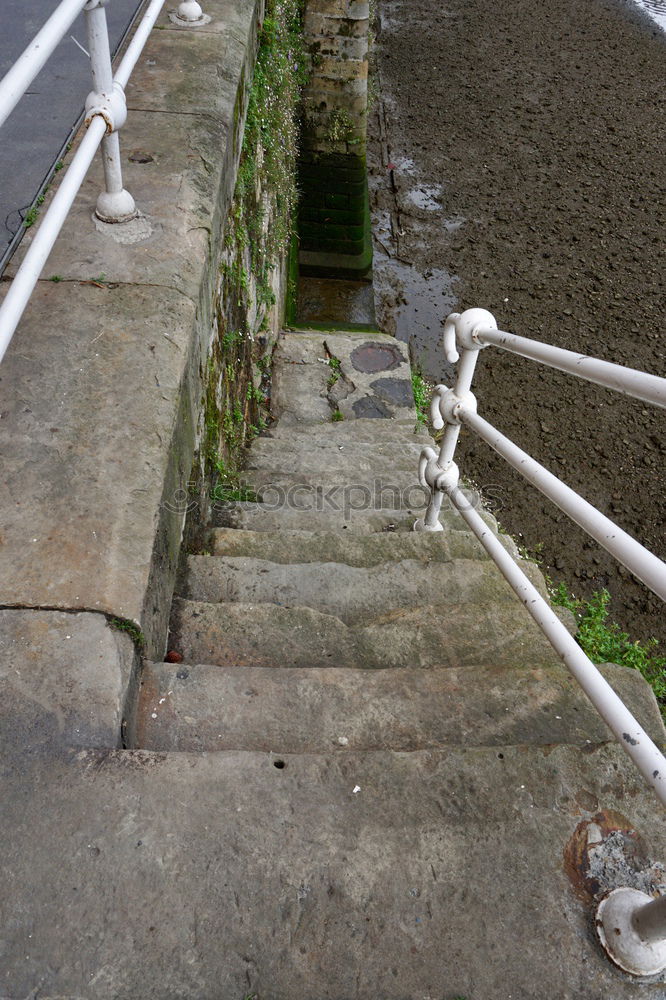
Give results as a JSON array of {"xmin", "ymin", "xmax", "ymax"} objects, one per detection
[
  {"xmin": 444, "ymin": 316, "xmax": 666, "ymax": 409},
  {"xmin": 415, "ymin": 307, "xmax": 666, "ymax": 975},
  {"xmin": 0, "ymin": 0, "xmax": 208, "ymax": 366}
]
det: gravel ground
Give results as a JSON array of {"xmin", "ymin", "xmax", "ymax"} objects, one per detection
[{"xmin": 369, "ymin": 0, "xmax": 666, "ymax": 647}]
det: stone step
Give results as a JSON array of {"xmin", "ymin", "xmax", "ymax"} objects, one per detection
[
  {"xmin": 244, "ymin": 470, "xmax": 429, "ymax": 510},
  {"xmin": 5, "ymin": 744, "xmax": 663, "ymax": 998},
  {"xmin": 137, "ymin": 659, "xmax": 665, "ymax": 753},
  {"xmin": 245, "ymin": 455, "xmax": 423, "ymax": 479},
  {"xmin": 181, "ymin": 555, "xmax": 549, "ymax": 624},
  {"xmin": 246, "ymin": 439, "xmax": 425, "ymax": 476},
  {"xmin": 212, "ymin": 499, "xmax": 499, "ymax": 534},
  {"xmin": 169, "ymin": 597, "xmax": 562, "ymax": 670},
  {"xmin": 263, "ymin": 416, "xmax": 431, "ymax": 441},
  {"xmin": 209, "ymin": 525, "xmax": 505, "ymax": 564}
]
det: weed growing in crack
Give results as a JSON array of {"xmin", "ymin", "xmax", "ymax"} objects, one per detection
[
  {"xmin": 411, "ymin": 368, "xmax": 431, "ymax": 425},
  {"xmin": 108, "ymin": 617, "xmax": 145, "ymax": 651},
  {"xmin": 327, "ymin": 356, "xmax": 342, "ymax": 389}
]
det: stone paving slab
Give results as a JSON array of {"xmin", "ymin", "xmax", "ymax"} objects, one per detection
[
  {"xmin": 272, "ymin": 331, "xmax": 418, "ymax": 424},
  {"xmin": 1, "ymin": 743, "xmax": 664, "ymax": 999},
  {"xmin": 138, "ymin": 658, "xmax": 666, "ymax": 752},
  {"xmin": 6, "ymin": 109, "xmax": 228, "ymax": 302}
]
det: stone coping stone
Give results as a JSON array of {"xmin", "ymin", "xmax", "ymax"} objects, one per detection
[
  {"xmin": 0, "ymin": 282, "xmax": 194, "ymax": 628},
  {"xmin": 0, "ymin": 0, "xmax": 262, "ymax": 659},
  {"xmin": 1, "ymin": 743, "xmax": 664, "ymax": 998},
  {"xmin": 138, "ymin": 659, "xmax": 666, "ymax": 752},
  {"xmin": 0, "ymin": 609, "xmax": 136, "ymax": 753}
]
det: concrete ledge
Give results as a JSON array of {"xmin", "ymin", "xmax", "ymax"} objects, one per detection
[{"xmin": 0, "ymin": 0, "xmax": 263, "ymax": 665}]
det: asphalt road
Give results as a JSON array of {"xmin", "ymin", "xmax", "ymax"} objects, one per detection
[{"xmin": 0, "ymin": 0, "xmax": 145, "ymax": 271}]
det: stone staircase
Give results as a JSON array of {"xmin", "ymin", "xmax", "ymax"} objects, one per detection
[{"xmin": 130, "ymin": 330, "xmax": 666, "ymax": 996}]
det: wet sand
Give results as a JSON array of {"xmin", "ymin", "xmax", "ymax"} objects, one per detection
[{"xmin": 370, "ymin": 0, "xmax": 666, "ymax": 644}]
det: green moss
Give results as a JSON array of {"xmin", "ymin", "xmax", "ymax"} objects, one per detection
[
  {"xmin": 202, "ymin": 0, "xmax": 305, "ymax": 500},
  {"xmin": 224, "ymin": 0, "xmax": 307, "ymax": 307},
  {"xmin": 108, "ymin": 616, "xmax": 145, "ymax": 652}
]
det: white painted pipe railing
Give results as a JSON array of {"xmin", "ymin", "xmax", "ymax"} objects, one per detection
[
  {"xmin": 0, "ymin": 0, "xmax": 209, "ymax": 366},
  {"xmin": 444, "ymin": 317, "xmax": 666, "ymax": 410},
  {"xmin": 415, "ymin": 308, "xmax": 666, "ymax": 975}
]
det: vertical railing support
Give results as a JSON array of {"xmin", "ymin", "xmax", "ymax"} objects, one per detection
[
  {"xmin": 171, "ymin": 1, "xmax": 210, "ymax": 26},
  {"xmin": 596, "ymin": 888, "xmax": 666, "ymax": 975},
  {"xmin": 414, "ymin": 308, "xmax": 497, "ymax": 533},
  {"xmin": 84, "ymin": 0, "xmax": 138, "ymax": 223}
]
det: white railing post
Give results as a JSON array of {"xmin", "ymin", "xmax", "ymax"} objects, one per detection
[
  {"xmin": 84, "ymin": 0, "xmax": 137, "ymax": 223},
  {"xmin": 414, "ymin": 309, "xmax": 496, "ymax": 533},
  {"xmin": 596, "ymin": 889, "xmax": 666, "ymax": 975},
  {"xmin": 171, "ymin": 1, "xmax": 211, "ymax": 26}
]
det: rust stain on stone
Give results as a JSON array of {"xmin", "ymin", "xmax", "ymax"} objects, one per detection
[{"xmin": 563, "ymin": 809, "xmax": 652, "ymax": 904}]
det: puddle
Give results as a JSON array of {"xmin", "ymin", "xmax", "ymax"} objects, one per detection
[
  {"xmin": 296, "ymin": 276, "xmax": 375, "ymax": 327},
  {"xmin": 404, "ymin": 185, "xmax": 443, "ymax": 212},
  {"xmin": 373, "ymin": 254, "xmax": 459, "ymax": 384},
  {"xmin": 632, "ymin": 0, "xmax": 666, "ymax": 30}
]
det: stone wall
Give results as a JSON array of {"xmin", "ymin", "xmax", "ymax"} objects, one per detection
[
  {"xmin": 298, "ymin": 0, "xmax": 371, "ymax": 276},
  {"xmin": 0, "ymin": 0, "xmax": 300, "ymax": 752}
]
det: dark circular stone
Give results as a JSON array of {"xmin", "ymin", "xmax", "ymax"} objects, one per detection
[
  {"xmin": 352, "ymin": 395, "xmax": 393, "ymax": 419},
  {"xmin": 349, "ymin": 342, "xmax": 404, "ymax": 374},
  {"xmin": 370, "ymin": 377, "xmax": 414, "ymax": 407}
]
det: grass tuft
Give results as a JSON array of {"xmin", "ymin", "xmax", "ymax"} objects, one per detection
[
  {"xmin": 411, "ymin": 368, "xmax": 430, "ymax": 425},
  {"xmin": 551, "ymin": 584, "xmax": 666, "ymax": 716}
]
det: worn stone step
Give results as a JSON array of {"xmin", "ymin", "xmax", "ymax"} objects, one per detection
[
  {"xmin": 209, "ymin": 526, "xmax": 505, "ymax": 564},
  {"xmin": 5, "ymin": 744, "xmax": 663, "ymax": 998},
  {"xmin": 246, "ymin": 439, "xmax": 426, "ymax": 476},
  {"xmin": 245, "ymin": 454, "xmax": 423, "ymax": 478},
  {"xmin": 212, "ymin": 499, "xmax": 499, "ymax": 534},
  {"xmin": 244, "ymin": 470, "xmax": 429, "ymax": 510},
  {"xmin": 137, "ymin": 659, "xmax": 664, "ymax": 753},
  {"xmin": 170, "ymin": 597, "xmax": 561, "ymax": 670},
  {"xmin": 264, "ymin": 416, "xmax": 431, "ymax": 441},
  {"xmin": 181, "ymin": 555, "xmax": 548, "ymax": 624}
]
